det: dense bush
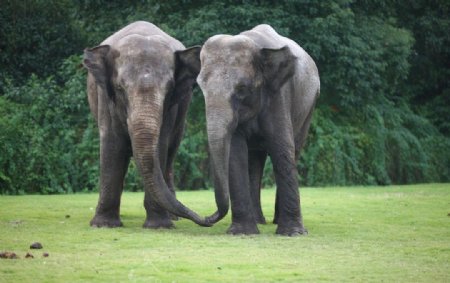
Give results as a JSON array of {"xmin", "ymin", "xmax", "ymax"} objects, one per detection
[
  {"xmin": 1, "ymin": 57, "xmax": 95, "ymax": 194},
  {"xmin": 0, "ymin": 0, "xmax": 448, "ymax": 194},
  {"xmin": 0, "ymin": 0, "xmax": 86, "ymax": 88}
]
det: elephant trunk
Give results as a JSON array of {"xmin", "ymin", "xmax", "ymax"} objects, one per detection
[
  {"xmin": 204, "ymin": 103, "xmax": 235, "ymax": 223},
  {"xmin": 129, "ymin": 105, "xmax": 211, "ymax": 227}
]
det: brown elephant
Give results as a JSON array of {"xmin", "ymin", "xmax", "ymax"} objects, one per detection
[
  {"xmin": 83, "ymin": 21, "xmax": 209, "ymax": 228},
  {"xmin": 197, "ymin": 24, "xmax": 320, "ymax": 236}
]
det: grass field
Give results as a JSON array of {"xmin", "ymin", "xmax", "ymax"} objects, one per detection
[{"xmin": 0, "ymin": 184, "xmax": 449, "ymax": 282}]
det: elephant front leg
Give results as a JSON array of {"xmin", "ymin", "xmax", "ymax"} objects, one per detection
[
  {"xmin": 163, "ymin": 126, "xmax": 184, "ymax": 221},
  {"xmin": 248, "ymin": 150, "xmax": 268, "ymax": 224},
  {"xmin": 143, "ymin": 192, "xmax": 174, "ymax": 229},
  {"xmin": 90, "ymin": 135, "xmax": 131, "ymax": 228},
  {"xmin": 270, "ymin": 148, "xmax": 307, "ymax": 236},
  {"xmin": 163, "ymin": 168, "xmax": 179, "ymax": 221},
  {"xmin": 228, "ymin": 134, "xmax": 259, "ymax": 235}
]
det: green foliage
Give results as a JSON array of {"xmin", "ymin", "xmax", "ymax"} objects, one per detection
[
  {"xmin": 0, "ymin": 97, "xmax": 32, "ymax": 194},
  {"xmin": 1, "ymin": 57, "xmax": 98, "ymax": 194},
  {"xmin": 0, "ymin": 0, "xmax": 449, "ymax": 194},
  {"xmin": 393, "ymin": 1, "xmax": 450, "ymax": 135},
  {"xmin": 0, "ymin": 0, "xmax": 86, "ymax": 86},
  {"xmin": 300, "ymin": 99, "xmax": 450, "ymax": 187}
]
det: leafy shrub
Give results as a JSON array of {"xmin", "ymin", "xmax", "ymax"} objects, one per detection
[
  {"xmin": 1, "ymin": 56, "xmax": 97, "ymax": 194},
  {"xmin": 0, "ymin": 97, "xmax": 32, "ymax": 194}
]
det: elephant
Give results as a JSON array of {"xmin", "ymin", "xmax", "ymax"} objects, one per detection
[
  {"xmin": 197, "ymin": 24, "xmax": 320, "ymax": 236},
  {"xmin": 82, "ymin": 21, "xmax": 210, "ymax": 228}
]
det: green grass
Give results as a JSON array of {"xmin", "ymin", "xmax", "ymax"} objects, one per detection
[{"xmin": 1, "ymin": 184, "xmax": 449, "ymax": 282}]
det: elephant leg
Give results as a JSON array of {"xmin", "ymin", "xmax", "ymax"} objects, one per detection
[
  {"xmin": 248, "ymin": 150, "xmax": 267, "ymax": 224},
  {"xmin": 165, "ymin": 107, "xmax": 185, "ymax": 193},
  {"xmin": 269, "ymin": 145, "xmax": 307, "ymax": 236},
  {"xmin": 163, "ymin": 132, "xmax": 182, "ymax": 221},
  {"xmin": 273, "ymin": 190, "xmax": 280, "ymax": 224},
  {"xmin": 143, "ymin": 192, "xmax": 174, "ymax": 229},
  {"xmin": 228, "ymin": 133, "xmax": 259, "ymax": 235},
  {"xmin": 160, "ymin": 105, "xmax": 178, "ymax": 195},
  {"xmin": 90, "ymin": 134, "xmax": 131, "ymax": 228},
  {"xmin": 164, "ymin": 105, "xmax": 185, "ymax": 220},
  {"xmin": 274, "ymin": 106, "xmax": 314, "ymax": 226}
]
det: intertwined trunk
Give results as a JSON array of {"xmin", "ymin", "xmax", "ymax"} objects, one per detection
[
  {"xmin": 205, "ymin": 102, "xmax": 235, "ymax": 223},
  {"xmin": 130, "ymin": 105, "xmax": 209, "ymax": 226}
]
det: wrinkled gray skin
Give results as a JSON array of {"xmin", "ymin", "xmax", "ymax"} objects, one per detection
[
  {"xmin": 83, "ymin": 21, "xmax": 210, "ymax": 228},
  {"xmin": 197, "ymin": 24, "xmax": 320, "ymax": 236}
]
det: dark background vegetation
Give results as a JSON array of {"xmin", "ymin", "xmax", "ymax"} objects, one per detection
[{"xmin": 1, "ymin": 0, "xmax": 448, "ymax": 194}]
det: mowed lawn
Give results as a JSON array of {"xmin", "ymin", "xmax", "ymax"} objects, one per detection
[{"xmin": 0, "ymin": 184, "xmax": 449, "ymax": 282}]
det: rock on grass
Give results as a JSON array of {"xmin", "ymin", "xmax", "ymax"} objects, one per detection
[
  {"xmin": 30, "ymin": 242, "xmax": 43, "ymax": 249},
  {"xmin": 0, "ymin": 252, "xmax": 18, "ymax": 259}
]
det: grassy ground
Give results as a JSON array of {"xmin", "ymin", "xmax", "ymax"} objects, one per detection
[{"xmin": 0, "ymin": 184, "xmax": 449, "ymax": 282}]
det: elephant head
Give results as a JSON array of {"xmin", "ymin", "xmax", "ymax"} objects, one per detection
[
  {"xmin": 83, "ymin": 34, "xmax": 210, "ymax": 227},
  {"xmin": 197, "ymin": 35, "xmax": 296, "ymax": 223}
]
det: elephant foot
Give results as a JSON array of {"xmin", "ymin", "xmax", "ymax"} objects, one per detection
[
  {"xmin": 273, "ymin": 214, "xmax": 279, "ymax": 224},
  {"xmin": 90, "ymin": 215, "xmax": 123, "ymax": 228},
  {"xmin": 275, "ymin": 223, "xmax": 308, "ymax": 236},
  {"xmin": 255, "ymin": 215, "xmax": 267, "ymax": 225},
  {"xmin": 252, "ymin": 208, "xmax": 266, "ymax": 224},
  {"xmin": 227, "ymin": 222, "xmax": 260, "ymax": 235},
  {"xmin": 143, "ymin": 218, "xmax": 174, "ymax": 229}
]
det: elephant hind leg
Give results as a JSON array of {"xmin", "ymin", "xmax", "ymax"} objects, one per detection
[
  {"xmin": 248, "ymin": 150, "xmax": 268, "ymax": 224},
  {"xmin": 294, "ymin": 103, "xmax": 315, "ymax": 159}
]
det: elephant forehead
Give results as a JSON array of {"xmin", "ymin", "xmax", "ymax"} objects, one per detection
[
  {"xmin": 202, "ymin": 35, "xmax": 257, "ymax": 65},
  {"xmin": 117, "ymin": 36, "xmax": 174, "ymax": 67},
  {"xmin": 116, "ymin": 46, "xmax": 174, "ymax": 85},
  {"xmin": 203, "ymin": 48, "xmax": 255, "ymax": 68},
  {"xmin": 198, "ymin": 62, "xmax": 255, "ymax": 97},
  {"xmin": 198, "ymin": 69, "xmax": 250, "ymax": 101},
  {"xmin": 119, "ymin": 49, "xmax": 173, "ymax": 68}
]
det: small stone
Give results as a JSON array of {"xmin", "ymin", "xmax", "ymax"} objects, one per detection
[
  {"xmin": 43, "ymin": 252, "xmax": 49, "ymax": 257},
  {"xmin": 25, "ymin": 252, "xmax": 34, "ymax": 258},
  {"xmin": 30, "ymin": 242, "xmax": 43, "ymax": 249},
  {"xmin": 0, "ymin": 252, "xmax": 18, "ymax": 259}
]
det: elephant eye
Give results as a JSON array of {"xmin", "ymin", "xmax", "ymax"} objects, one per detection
[
  {"xmin": 114, "ymin": 84, "xmax": 125, "ymax": 94},
  {"xmin": 235, "ymin": 85, "xmax": 245, "ymax": 92},
  {"xmin": 234, "ymin": 84, "xmax": 250, "ymax": 100}
]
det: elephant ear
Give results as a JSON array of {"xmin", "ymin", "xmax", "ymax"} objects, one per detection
[
  {"xmin": 171, "ymin": 46, "xmax": 202, "ymax": 106},
  {"xmin": 261, "ymin": 46, "xmax": 296, "ymax": 93},
  {"xmin": 83, "ymin": 45, "xmax": 111, "ymax": 86},
  {"xmin": 83, "ymin": 45, "xmax": 120, "ymax": 100}
]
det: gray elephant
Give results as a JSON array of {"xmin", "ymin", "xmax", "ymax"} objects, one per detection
[
  {"xmin": 83, "ymin": 21, "xmax": 210, "ymax": 228},
  {"xmin": 197, "ymin": 24, "xmax": 320, "ymax": 236}
]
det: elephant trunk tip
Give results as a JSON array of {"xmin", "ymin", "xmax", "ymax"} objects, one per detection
[
  {"xmin": 197, "ymin": 218, "xmax": 214, "ymax": 227},
  {"xmin": 184, "ymin": 210, "xmax": 214, "ymax": 227},
  {"xmin": 205, "ymin": 209, "xmax": 228, "ymax": 225}
]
